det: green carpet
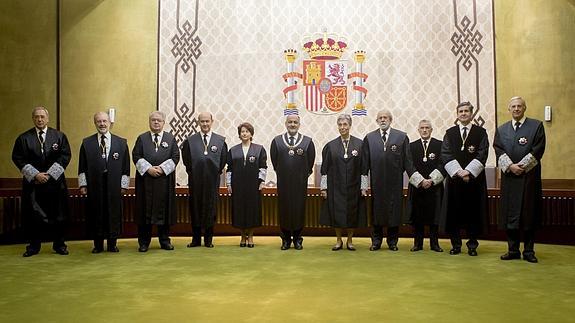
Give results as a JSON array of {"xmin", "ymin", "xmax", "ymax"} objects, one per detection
[{"xmin": 0, "ymin": 237, "xmax": 574, "ymax": 323}]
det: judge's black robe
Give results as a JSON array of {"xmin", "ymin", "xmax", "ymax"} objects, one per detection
[
  {"xmin": 12, "ymin": 128, "xmax": 71, "ymax": 240},
  {"xmin": 79, "ymin": 134, "xmax": 130, "ymax": 239},
  {"xmin": 361, "ymin": 128, "xmax": 416, "ymax": 227},
  {"xmin": 182, "ymin": 132, "xmax": 227, "ymax": 228},
  {"xmin": 441, "ymin": 125, "xmax": 488, "ymax": 234},
  {"xmin": 227, "ymin": 143, "xmax": 267, "ymax": 229},
  {"xmin": 494, "ymin": 118, "xmax": 545, "ymax": 231},
  {"xmin": 270, "ymin": 133, "xmax": 315, "ymax": 231},
  {"xmin": 133, "ymin": 131, "xmax": 180, "ymax": 225},
  {"xmin": 319, "ymin": 136, "xmax": 366, "ymax": 228},
  {"xmin": 406, "ymin": 138, "xmax": 445, "ymax": 226}
]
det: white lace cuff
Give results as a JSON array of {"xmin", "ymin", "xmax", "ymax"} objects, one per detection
[
  {"xmin": 409, "ymin": 171, "xmax": 424, "ymax": 188},
  {"xmin": 465, "ymin": 159, "xmax": 485, "ymax": 178},
  {"xmin": 226, "ymin": 172, "xmax": 232, "ymax": 186},
  {"xmin": 136, "ymin": 158, "xmax": 152, "ymax": 176},
  {"xmin": 498, "ymin": 154, "xmax": 513, "ymax": 173},
  {"xmin": 429, "ymin": 169, "xmax": 445, "ymax": 185},
  {"xmin": 78, "ymin": 173, "xmax": 87, "ymax": 187},
  {"xmin": 159, "ymin": 159, "xmax": 176, "ymax": 176},
  {"xmin": 47, "ymin": 163, "xmax": 65, "ymax": 180},
  {"xmin": 320, "ymin": 175, "xmax": 327, "ymax": 190},
  {"xmin": 519, "ymin": 153, "xmax": 538, "ymax": 173},
  {"xmin": 258, "ymin": 168, "xmax": 267, "ymax": 182},
  {"xmin": 361, "ymin": 175, "xmax": 369, "ymax": 191},
  {"xmin": 22, "ymin": 164, "xmax": 39, "ymax": 182},
  {"xmin": 121, "ymin": 175, "xmax": 130, "ymax": 189},
  {"xmin": 445, "ymin": 160, "xmax": 463, "ymax": 178}
]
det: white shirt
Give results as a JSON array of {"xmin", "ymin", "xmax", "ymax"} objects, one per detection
[
  {"xmin": 513, "ymin": 116, "xmax": 526, "ymax": 131},
  {"xmin": 150, "ymin": 131, "xmax": 164, "ymax": 144},
  {"xmin": 200, "ymin": 131, "xmax": 212, "ymax": 145},
  {"xmin": 459, "ymin": 124, "xmax": 472, "ymax": 138},
  {"xmin": 99, "ymin": 132, "xmax": 111, "ymax": 158}
]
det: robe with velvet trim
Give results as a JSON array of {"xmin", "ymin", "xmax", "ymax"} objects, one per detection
[
  {"xmin": 12, "ymin": 127, "xmax": 71, "ymax": 225},
  {"xmin": 79, "ymin": 134, "xmax": 130, "ymax": 238},
  {"xmin": 270, "ymin": 133, "xmax": 315, "ymax": 231},
  {"xmin": 441, "ymin": 125, "xmax": 488, "ymax": 234},
  {"xmin": 494, "ymin": 118, "xmax": 545, "ymax": 230},
  {"xmin": 133, "ymin": 131, "xmax": 180, "ymax": 225},
  {"xmin": 361, "ymin": 128, "xmax": 416, "ymax": 227},
  {"xmin": 319, "ymin": 136, "xmax": 366, "ymax": 228},
  {"xmin": 227, "ymin": 143, "xmax": 267, "ymax": 229},
  {"xmin": 182, "ymin": 132, "xmax": 227, "ymax": 228},
  {"xmin": 406, "ymin": 137, "xmax": 445, "ymax": 225}
]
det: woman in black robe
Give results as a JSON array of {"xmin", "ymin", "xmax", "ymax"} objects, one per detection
[{"xmin": 226, "ymin": 122, "xmax": 267, "ymax": 248}]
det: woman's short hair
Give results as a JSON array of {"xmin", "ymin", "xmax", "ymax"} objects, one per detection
[{"xmin": 237, "ymin": 122, "xmax": 255, "ymax": 140}]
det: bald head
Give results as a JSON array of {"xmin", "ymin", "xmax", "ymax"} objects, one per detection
[
  {"xmin": 198, "ymin": 112, "xmax": 214, "ymax": 134},
  {"xmin": 94, "ymin": 111, "xmax": 110, "ymax": 134}
]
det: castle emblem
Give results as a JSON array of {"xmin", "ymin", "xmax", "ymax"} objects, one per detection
[{"xmin": 282, "ymin": 32, "xmax": 368, "ymax": 116}]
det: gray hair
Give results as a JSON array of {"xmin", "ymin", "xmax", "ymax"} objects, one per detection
[
  {"xmin": 149, "ymin": 111, "xmax": 166, "ymax": 120},
  {"xmin": 508, "ymin": 96, "xmax": 526, "ymax": 108},
  {"xmin": 337, "ymin": 114, "xmax": 352, "ymax": 126},
  {"xmin": 93, "ymin": 111, "xmax": 110, "ymax": 121},
  {"xmin": 377, "ymin": 109, "xmax": 393, "ymax": 121},
  {"xmin": 32, "ymin": 106, "xmax": 49, "ymax": 117},
  {"xmin": 418, "ymin": 119, "xmax": 432, "ymax": 128}
]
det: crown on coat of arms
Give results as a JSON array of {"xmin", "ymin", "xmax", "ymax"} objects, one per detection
[{"xmin": 302, "ymin": 34, "xmax": 347, "ymax": 60}]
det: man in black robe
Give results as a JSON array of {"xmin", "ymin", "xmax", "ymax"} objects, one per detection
[
  {"xmin": 133, "ymin": 111, "xmax": 180, "ymax": 252},
  {"xmin": 271, "ymin": 115, "xmax": 315, "ymax": 250},
  {"xmin": 406, "ymin": 119, "xmax": 445, "ymax": 252},
  {"xmin": 361, "ymin": 109, "xmax": 420, "ymax": 251},
  {"xmin": 12, "ymin": 107, "xmax": 71, "ymax": 257},
  {"xmin": 320, "ymin": 114, "xmax": 365, "ymax": 251},
  {"xmin": 494, "ymin": 96, "xmax": 546, "ymax": 263},
  {"xmin": 78, "ymin": 112, "xmax": 130, "ymax": 253},
  {"xmin": 182, "ymin": 112, "xmax": 227, "ymax": 248},
  {"xmin": 441, "ymin": 102, "xmax": 489, "ymax": 256}
]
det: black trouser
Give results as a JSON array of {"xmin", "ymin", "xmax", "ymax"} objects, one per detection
[
  {"xmin": 280, "ymin": 228, "xmax": 302, "ymax": 244},
  {"xmin": 449, "ymin": 227, "xmax": 479, "ymax": 250},
  {"xmin": 371, "ymin": 225, "xmax": 399, "ymax": 248},
  {"xmin": 93, "ymin": 238, "xmax": 117, "ymax": 250},
  {"xmin": 413, "ymin": 224, "xmax": 440, "ymax": 248},
  {"xmin": 138, "ymin": 224, "xmax": 171, "ymax": 247},
  {"xmin": 192, "ymin": 226, "xmax": 214, "ymax": 245},
  {"xmin": 27, "ymin": 219, "xmax": 66, "ymax": 252},
  {"xmin": 507, "ymin": 229, "xmax": 535, "ymax": 256}
]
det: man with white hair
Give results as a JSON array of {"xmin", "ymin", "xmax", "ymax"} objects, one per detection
[
  {"xmin": 12, "ymin": 106, "xmax": 72, "ymax": 257},
  {"xmin": 133, "ymin": 111, "xmax": 180, "ymax": 252},
  {"xmin": 494, "ymin": 96, "xmax": 546, "ymax": 263},
  {"xmin": 78, "ymin": 112, "xmax": 130, "ymax": 253},
  {"xmin": 361, "ymin": 110, "xmax": 421, "ymax": 251}
]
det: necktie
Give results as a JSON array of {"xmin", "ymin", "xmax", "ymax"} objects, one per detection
[
  {"xmin": 423, "ymin": 140, "xmax": 428, "ymax": 150},
  {"xmin": 343, "ymin": 139, "xmax": 349, "ymax": 146},
  {"xmin": 100, "ymin": 135, "xmax": 106, "ymax": 158},
  {"xmin": 38, "ymin": 130, "xmax": 44, "ymax": 145},
  {"xmin": 154, "ymin": 133, "xmax": 159, "ymax": 150},
  {"xmin": 462, "ymin": 127, "xmax": 468, "ymax": 141},
  {"xmin": 289, "ymin": 136, "xmax": 295, "ymax": 146},
  {"xmin": 515, "ymin": 121, "xmax": 521, "ymax": 131},
  {"xmin": 382, "ymin": 132, "xmax": 387, "ymax": 144},
  {"xmin": 203, "ymin": 134, "xmax": 208, "ymax": 146}
]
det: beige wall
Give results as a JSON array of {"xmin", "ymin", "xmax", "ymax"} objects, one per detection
[
  {"xmin": 1, "ymin": 0, "xmax": 573, "ymax": 180},
  {"xmin": 0, "ymin": 0, "xmax": 57, "ymax": 177},
  {"xmin": 495, "ymin": 0, "xmax": 575, "ymax": 179},
  {"xmin": 60, "ymin": 0, "xmax": 158, "ymax": 177}
]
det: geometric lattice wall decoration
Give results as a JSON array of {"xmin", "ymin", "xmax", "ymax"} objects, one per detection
[{"xmin": 158, "ymin": 0, "xmax": 496, "ymax": 186}]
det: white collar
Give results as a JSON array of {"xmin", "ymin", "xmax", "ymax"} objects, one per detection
[
  {"xmin": 513, "ymin": 116, "xmax": 526, "ymax": 125},
  {"xmin": 459, "ymin": 123, "xmax": 472, "ymax": 131},
  {"xmin": 36, "ymin": 127, "xmax": 48, "ymax": 135},
  {"xmin": 379, "ymin": 127, "xmax": 391, "ymax": 136}
]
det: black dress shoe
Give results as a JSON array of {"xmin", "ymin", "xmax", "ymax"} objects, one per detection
[
  {"xmin": 240, "ymin": 242, "xmax": 247, "ymax": 247},
  {"xmin": 107, "ymin": 246, "xmax": 119, "ymax": 252},
  {"xmin": 92, "ymin": 248, "xmax": 104, "ymax": 254},
  {"xmin": 369, "ymin": 245, "xmax": 381, "ymax": 251},
  {"xmin": 247, "ymin": 243, "xmax": 254, "ymax": 248},
  {"xmin": 523, "ymin": 254, "xmax": 538, "ymax": 263},
  {"xmin": 449, "ymin": 248, "xmax": 461, "ymax": 255},
  {"xmin": 346, "ymin": 243, "xmax": 356, "ymax": 251},
  {"xmin": 389, "ymin": 245, "xmax": 399, "ymax": 251},
  {"xmin": 281, "ymin": 241, "xmax": 291, "ymax": 250},
  {"xmin": 160, "ymin": 243, "xmax": 174, "ymax": 250},
  {"xmin": 410, "ymin": 246, "xmax": 422, "ymax": 252},
  {"xmin": 187, "ymin": 241, "xmax": 201, "ymax": 248},
  {"xmin": 332, "ymin": 242, "xmax": 343, "ymax": 251},
  {"xmin": 294, "ymin": 240, "xmax": 303, "ymax": 250},
  {"xmin": 54, "ymin": 246, "xmax": 69, "ymax": 255},
  {"xmin": 431, "ymin": 246, "xmax": 444, "ymax": 252},
  {"xmin": 204, "ymin": 243, "xmax": 214, "ymax": 248},
  {"xmin": 138, "ymin": 245, "xmax": 149, "ymax": 252},
  {"xmin": 500, "ymin": 252, "xmax": 521, "ymax": 260},
  {"xmin": 468, "ymin": 249, "xmax": 478, "ymax": 256},
  {"xmin": 22, "ymin": 249, "xmax": 39, "ymax": 257}
]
